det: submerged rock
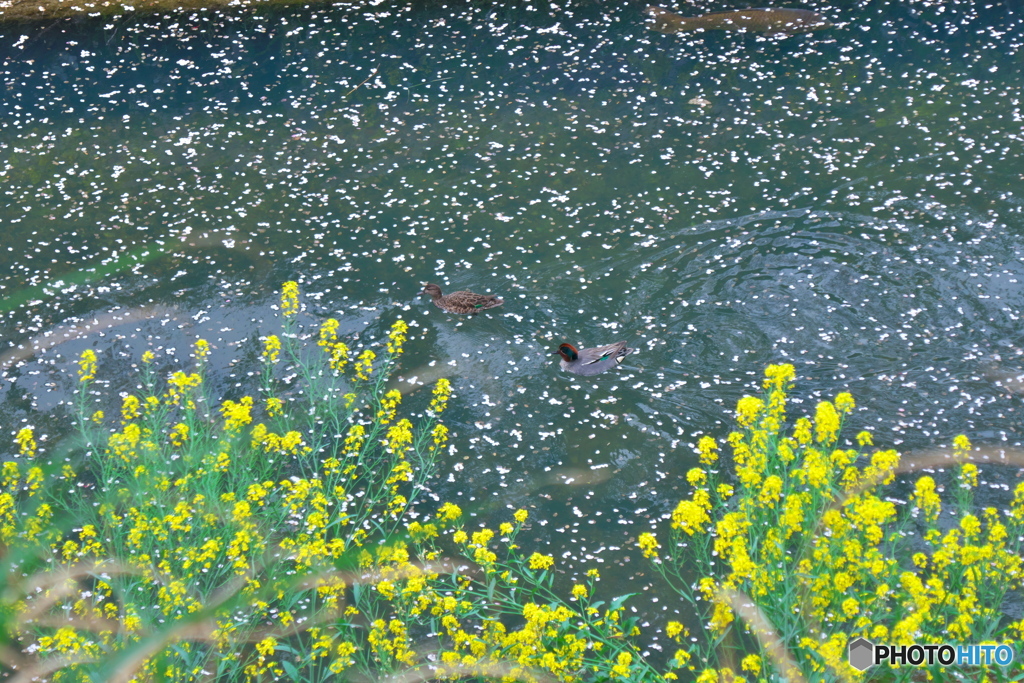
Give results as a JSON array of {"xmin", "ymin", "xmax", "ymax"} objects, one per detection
[{"xmin": 645, "ymin": 5, "xmax": 833, "ymax": 36}]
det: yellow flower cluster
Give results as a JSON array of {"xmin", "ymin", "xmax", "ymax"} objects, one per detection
[
  {"xmin": 431, "ymin": 423, "xmax": 449, "ymax": 453},
  {"xmin": 15, "ymin": 427, "xmax": 36, "ymax": 458},
  {"xmin": 194, "ymin": 338, "xmax": 210, "ymax": 362},
  {"xmin": 169, "ymin": 422, "xmax": 189, "ymax": 447},
  {"xmin": 637, "ymin": 532, "xmax": 659, "ymax": 559},
  {"xmin": 251, "ymin": 425, "xmax": 308, "ymax": 456},
  {"xmin": 528, "ymin": 552, "xmax": 554, "ymax": 571},
  {"xmin": 377, "ymin": 389, "xmax": 401, "ymax": 424},
  {"xmin": 697, "ymin": 435, "xmax": 718, "ymax": 465},
  {"xmin": 6, "ymin": 282, "xmax": 669, "ymax": 683},
  {"xmin": 318, "ymin": 318, "xmax": 351, "ymax": 372},
  {"xmin": 220, "ymin": 396, "xmax": 253, "ymax": 433},
  {"xmin": 280, "ymin": 280, "xmax": 299, "ymax": 317},
  {"xmin": 354, "ymin": 349, "xmax": 376, "ymax": 381},
  {"xmin": 121, "ymin": 395, "xmax": 141, "ymax": 422},
  {"xmin": 166, "ymin": 371, "xmax": 201, "ymax": 407},
  {"xmin": 641, "ymin": 365, "xmax": 1024, "ymax": 680},
  {"xmin": 430, "ymin": 377, "xmax": 452, "ymax": 414},
  {"xmin": 387, "ymin": 319, "xmax": 409, "ymax": 355},
  {"xmin": 262, "ymin": 334, "xmax": 281, "ymax": 364},
  {"xmin": 671, "ymin": 494, "xmax": 710, "ymax": 536},
  {"xmin": 78, "ymin": 349, "xmax": 98, "ymax": 382}
]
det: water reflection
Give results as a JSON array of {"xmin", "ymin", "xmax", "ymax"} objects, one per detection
[{"xmin": 2, "ymin": 0, "xmax": 1024, "ymax": 642}]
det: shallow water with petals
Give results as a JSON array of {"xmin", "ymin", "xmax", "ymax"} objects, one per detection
[{"xmin": 2, "ymin": 0, "xmax": 1023, "ymax": 636}]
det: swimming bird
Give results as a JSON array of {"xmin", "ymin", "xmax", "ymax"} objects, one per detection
[
  {"xmin": 645, "ymin": 6, "xmax": 832, "ymax": 36},
  {"xmin": 421, "ymin": 283, "xmax": 504, "ymax": 316},
  {"xmin": 557, "ymin": 341, "xmax": 634, "ymax": 376}
]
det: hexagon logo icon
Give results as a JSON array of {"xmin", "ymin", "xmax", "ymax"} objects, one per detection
[{"xmin": 848, "ymin": 637, "xmax": 875, "ymax": 671}]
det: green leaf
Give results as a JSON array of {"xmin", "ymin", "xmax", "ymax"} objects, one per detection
[
  {"xmin": 609, "ymin": 593, "xmax": 636, "ymax": 610},
  {"xmin": 281, "ymin": 660, "xmax": 301, "ymax": 679}
]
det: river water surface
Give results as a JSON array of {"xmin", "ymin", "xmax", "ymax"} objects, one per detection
[{"xmin": 2, "ymin": 0, "xmax": 1023, "ymax": 642}]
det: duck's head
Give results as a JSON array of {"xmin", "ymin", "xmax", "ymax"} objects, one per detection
[
  {"xmin": 557, "ymin": 343, "xmax": 579, "ymax": 362},
  {"xmin": 421, "ymin": 283, "xmax": 443, "ymax": 298}
]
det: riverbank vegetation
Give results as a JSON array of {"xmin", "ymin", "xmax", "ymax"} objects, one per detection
[{"xmin": 1, "ymin": 284, "xmax": 1021, "ymax": 682}]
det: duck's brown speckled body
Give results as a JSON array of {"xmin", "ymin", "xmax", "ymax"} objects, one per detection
[{"xmin": 421, "ymin": 283, "xmax": 504, "ymax": 316}]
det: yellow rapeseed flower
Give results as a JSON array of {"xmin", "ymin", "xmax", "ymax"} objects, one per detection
[
  {"xmin": 736, "ymin": 396, "xmax": 764, "ymax": 428},
  {"xmin": 281, "ymin": 281, "xmax": 299, "ymax": 317},
  {"xmin": 686, "ymin": 467, "xmax": 707, "ymax": 487},
  {"xmin": 166, "ymin": 371, "xmax": 201, "ymax": 406},
  {"xmin": 354, "ymin": 349, "xmax": 376, "ymax": 381},
  {"xmin": 814, "ymin": 400, "xmax": 840, "ymax": 443},
  {"xmin": 762, "ymin": 363, "xmax": 795, "ymax": 390},
  {"xmin": 528, "ymin": 553, "xmax": 554, "ymax": 571},
  {"xmin": 387, "ymin": 319, "xmax": 409, "ymax": 355},
  {"xmin": 864, "ymin": 449, "xmax": 900, "ymax": 486},
  {"xmin": 665, "ymin": 621, "xmax": 686, "ymax": 640},
  {"xmin": 959, "ymin": 462, "xmax": 979, "ymax": 489},
  {"xmin": 672, "ymin": 649, "xmax": 692, "ymax": 667},
  {"xmin": 1011, "ymin": 482, "xmax": 1024, "ymax": 522},
  {"xmin": 317, "ymin": 326, "xmax": 350, "ymax": 375},
  {"xmin": 221, "ymin": 396, "xmax": 253, "ymax": 432},
  {"xmin": 671, "ymin": 498, "xmax": 709, "ymax": 535},
  {"xmin": 960, "ymin": 514, "xmax": 981, "ymax": 538},
  {"xmin": 256, "ymin": 636, "xmax": 277, "ymax": 656},
  {"xmin": 952, "ymin": 434, "xmax": 971, "ymax": 459},
  {"xmin": 78, "ymin": 349, "xmax": 98, "ymax": 382},
  {"xmin": 430, "ymin": 377, "xmax": 452, "ymax": 413},
  {"xmin": 471, "ymin": 529, "xmax": 494, "ymax": 547},
  {"xmin": 431, "ymin": 423, "xmax": 449, "ymax": 452},
  {"xmin": 262, "ymin": 335, "xmax": 281, "ymax": 364},
  {"xmin": 741, "ymin": 654, "xmax": 762, "ymax": 674},
  {"xmin": 438, "ymin": 502, "xmax": 462, "ymax": 522},
  {"xmin": 15, "ymin": 427, "xmax": 36, "ymax": 458},
  {"xmin": 121, "ymin": 395, "xmax": 140, "ymax": 422},
  {"xmin": 610, "ymin": 651, "xmax": 632, "ymax": 679},
  {"xmin": 319, "ymin": 318, "xmax": 339, "ymax": 345},
  {"xmin": 697, "ymin": 435, "xmax": 718, "ymax": 465},
  {"xmin": 266, "ymin": 397, "xmax": 283, "ymax": 417},
  {"xmin": 780, "ymin": 492, "xmax": 808, "ymax": 539},
  {"xmin": 793, "ymin": 417, "xmax": 812, "ymax": 445},
  {"xmin": 834, "ymin": 392, "xmax": 855, "ymax": 414},
  {"xmin": 758, "ymin": 475, "xmax": 783, "ymax": 507},
  {"xmin": 709, "ymin": 600, "xmax": 734, "ymax": 634},
  {"xmin": 169, "ymin": 423, "xmax": 189, "ymax": 447},
  {"xmin": 194, "ymin": 338, "xmax": 210, "ymax": 362},
  {"xmin": 912, "ymin": 476, "xmax": 942, "ymax": 523},
  {"xmin": 378, "ymin": 389, "xmax": 401, "ymax": 424},
  {"xmin": 637, "ymin": 532, "xmax": 660, "ymax": 559}
]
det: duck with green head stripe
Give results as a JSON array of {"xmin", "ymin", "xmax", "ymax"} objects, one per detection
[{"xmin": 557, "ymin": 341, "xmax": 634, "ymax": 376}]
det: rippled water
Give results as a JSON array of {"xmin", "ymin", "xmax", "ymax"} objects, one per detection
[{"xmin": 2, "ymin": 0, "xmax": 1024, "ymax": 638}]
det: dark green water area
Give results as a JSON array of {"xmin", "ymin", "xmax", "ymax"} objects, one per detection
[{"xmin": 2, "ymin": 0, "xmax": 1024, "ymax": 639}]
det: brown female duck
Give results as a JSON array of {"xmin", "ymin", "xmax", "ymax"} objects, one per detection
[{"xmin": 421, "ymin": 283, "xmax": 504, "ymax": 316}]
